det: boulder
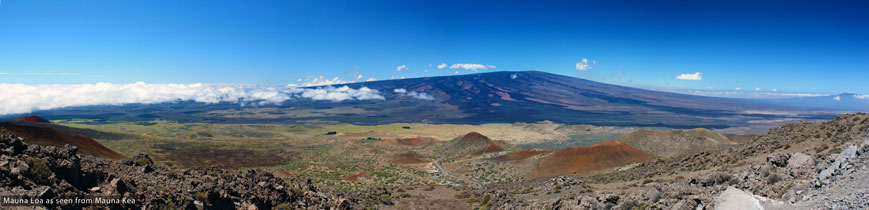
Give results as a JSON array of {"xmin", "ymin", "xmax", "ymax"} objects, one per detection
[
  {"xmin": 714, "ymin": 186, "xmax": 764, "ymax": 210},
  {"xmin": 787, "ymin": 153, "xmax": 812, "ymax": 169}
]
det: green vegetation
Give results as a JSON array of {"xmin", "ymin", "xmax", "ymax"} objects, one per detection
[
  {"xmin": 454, "ymin": 191, "xmax": 471, "ymax": 199},
  {"xmin": 275, "ymin": 203, "xmax": 293, "ymax": 210},
  {"xmin": 155, "ymin": 196, "xmax": 184, "ymax": 210},
  {"xmin": 194, "ymin": 192, "xmax": 209, "ymax": 203},
  {"xmin": 25, "ymin": 157, "xmax": 52, "ymax": 185}
]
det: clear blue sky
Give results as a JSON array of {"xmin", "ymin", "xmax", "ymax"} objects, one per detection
[{"xmin": 0, "ymin": 0, "xmax": 867, "ymax": 95}]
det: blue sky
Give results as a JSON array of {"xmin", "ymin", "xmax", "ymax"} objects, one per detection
[{"xmin": 0, "ymin": 0, "xmax": 867, "ymax": 95}]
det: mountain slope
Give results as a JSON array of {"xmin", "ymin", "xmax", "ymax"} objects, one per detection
[
  {"xmin": 618, "ymin": 128, "xmax": 737, "ymax": 158},
  {"xmin": 0, "ymin": 122, "xmax": 124, "ymax": 159}
]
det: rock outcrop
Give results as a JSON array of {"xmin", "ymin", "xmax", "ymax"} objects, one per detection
[{"xmin": 0, "ymin": 133, "xmax": 391, "ymax": 209}]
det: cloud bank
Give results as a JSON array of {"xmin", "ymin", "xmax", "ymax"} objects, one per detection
[
  {"xmin": 448, "ymin": 63, "xmax": 495, "ymax": 72},
  {"xmin": 288, "ymin": 76, "xmax": 357, "ymax": 87},
  {"xmin": 675, "ymin": 72, "xmax": 702, "ymax": 80},
  {"xmin": 393, "ymin": 88, "xmax": 434, "ymax": 100},
  {"xmin": 0, "ymin": 82, "xmax": 384, "ymax": 115}
]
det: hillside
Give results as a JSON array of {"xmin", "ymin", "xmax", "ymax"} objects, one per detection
[
  {"xmin": 480, "ymin": 113, "xmax": 869, "ymax": 210},
  {"xmin": 0, "ymin": 122, "xmax": 124, "ymax": 159},
  {"xmin": 526, "ymin": 140, "xmax": 654, "ymax": 179},
  {"xmin": 438, "ymin": 132, "xmax": 505, "ymax": 156},
  {"xmin": 618, "ymin": 128, "xmax": 737, "ymax": 158},
  {"xmin": 13, "ymin": 115, "xmax": 51, "ymax": 123}
]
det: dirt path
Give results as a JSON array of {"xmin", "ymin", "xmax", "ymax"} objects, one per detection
[{"xmin": 432, "ymin": 155, "xmax": 483, "ymax": 189}]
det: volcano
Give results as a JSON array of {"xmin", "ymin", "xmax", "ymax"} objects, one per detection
[{"xmin": 21, "ymin": 71, "xmax": 830, "ymax": 128}]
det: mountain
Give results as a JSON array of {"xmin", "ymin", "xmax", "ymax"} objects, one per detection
[
  {"xmin": 0, "ymin": 122, "xmax": 124, "ymax": 159},
  {"xmin": 617, "ymin": 128, "xmax": 737, "ymax": 158},
  {"xmin": 17, "ymin": 71, "xmax": 834, "ymax": 128},
  {"xmin": 759, "ymin": 93, "xmax": 869, "ymax": 111},
  {"xmin": 526, "ymin": 140, "xmax": 654, "ymax": 179}
]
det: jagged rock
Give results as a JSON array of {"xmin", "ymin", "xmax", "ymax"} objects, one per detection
[
  {"xmin": 768, "ymin": 153, "xmax": 790, "ymax": 168},
  {"xmin": 819, "ymin": 145, "xmax": 860, "ymax": 181}
]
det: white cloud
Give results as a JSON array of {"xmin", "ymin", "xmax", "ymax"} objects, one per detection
[
  {"xmin": 448, "ymin": 63, "xmax": 495, "ymax": 72},
  {"xmin": 437, "ymin": 63, "xmax": 447, "ymax": 69},
  {"xmin": 454, "ymin": 71, "xmax": 459, "ymax": 74},
  {"xmin": 291, "ymin": 76, "xmax": 355, "ymax": 87},
  {"xmin": 735, "ymin": 87, "xmax": 742, "ymax": 90},
  {"xmin": 393, "ymin": 88, "xmax": 434, "ymax": 100},
  {"xmin": 396, "ymin": 65, "xmax": 408, "ymax": 71},
  {"xmin": 356, "ymin": 74, "xmax": 363, "ymax": 80},
  {"xmin": 575, "ymin": 58, "xmax": 597, "ymax": 71},
  {"xmin": 772, "ymin": 89, "xmax": 778, "ymax": 92},
  {"xmin": 299, "ymin": 85, "xmax": 384, "ymax": 101},
  {"xmin": 755, "ymin": 88, "xmax": 761, "ymax": 91},
  {"xmin": 0, "ymin": 72, "xmax": 7, "ymax": 75},
  {"xmin": 833, "ymin": 96, "xmax": 841, "ymax": 101},
  {"xmin": 675, "ymin": 72, "xmax": 702, "ymax": 80},
  {"xmin": 0, "ymin": 83, "xmax": 384, "ymax": 115}
]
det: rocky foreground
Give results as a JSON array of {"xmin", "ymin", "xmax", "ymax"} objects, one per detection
[
  {"xmin": 2, "ymin": 113, "xmax": 869, "ymax": 210},
  {"xmin": 0, "ymin": 133, "xmax": 391, "ymax": 209},
  {"xmin": 476, "ymin": 113, "xmax": 869, "ymax": 210}
]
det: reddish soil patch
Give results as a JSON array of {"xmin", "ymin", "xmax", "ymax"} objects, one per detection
[
  {"xmin": 388, "ymin": 137, "xmax": 437, "ymax": 147},
  {"xmin": 276, "ymin": 170, "xmax": 293, "ymax": 177},
  {"xmin": 0, "ymin": 122, "xmax": 124, "ymax": 159},
  {"xmin": 388, "ymin": 152, "xmax": 429, "ymax": 165},
  {"xmin": 526, "ymin": 140, "xmax": 654, "ymax": 179},
  {"xmin": 456, "ymin": 132, "xmax": 489, "ymax": 143},
  {"xmin": 343, "ymin": 172, "xmax": 370, "ymax": 182},
  {"xmin": 488, "ymin": 150, "xmax": 551, "ymax": 161},
  {"xmin": 470, "ymin": 142, "xmax": 505, "ymax": 156},
  {"xmin": 13, "ymin": 115, "xmax": 51, "ymax": 124}
]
